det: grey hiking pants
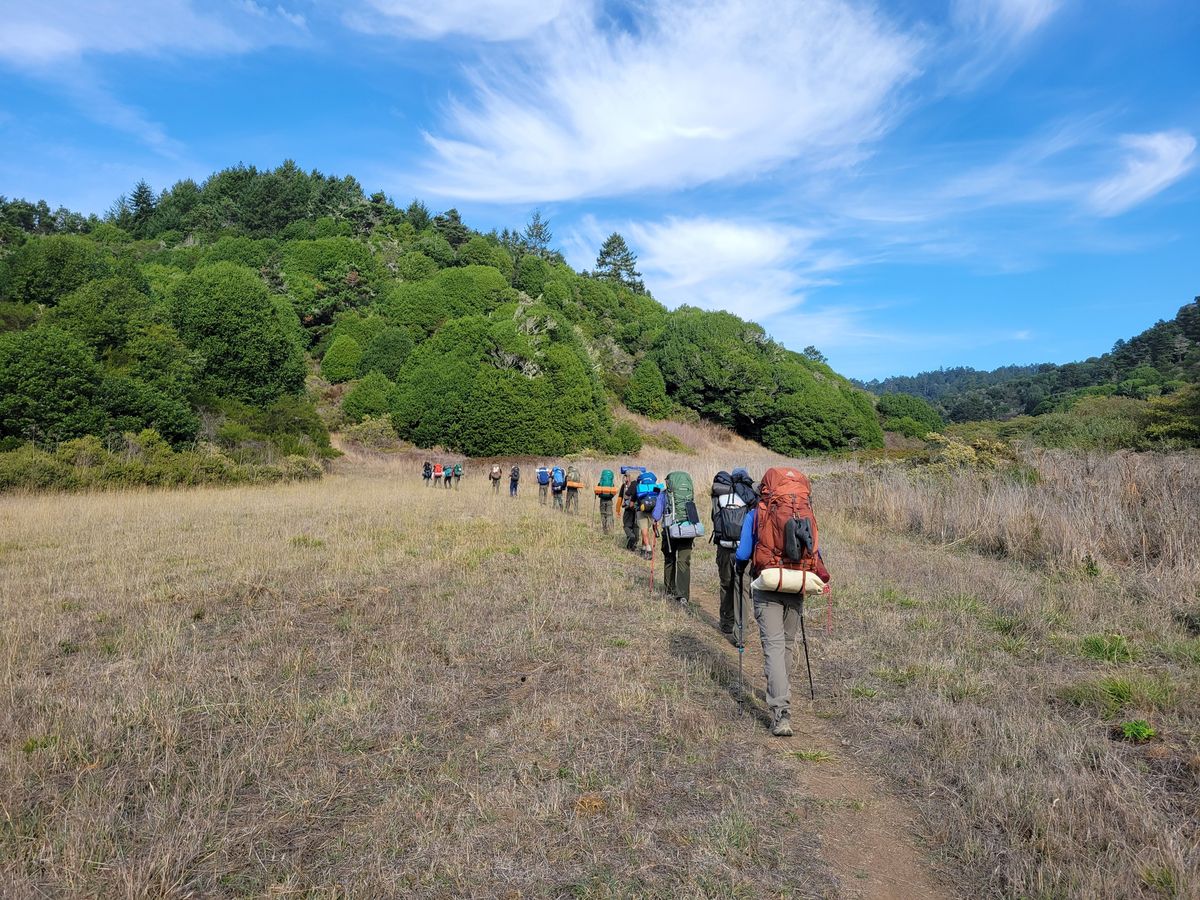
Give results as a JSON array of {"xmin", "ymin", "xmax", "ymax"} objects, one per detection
[
  {"xmin": 565, "ymin": 488, "xmax": 579, "ymax": 513},
  {"xmin": 539, "ymin": 483, "xmax": 548, "ymax": 504},
  {"xmin": 753, "ymin": 589, "xmax": 805, "ymax": 720},
  {"xmin": 661, "ymin": 535, "xmax": 692, "ymax": 600}
]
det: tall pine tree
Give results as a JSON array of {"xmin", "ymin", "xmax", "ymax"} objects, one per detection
[
  {"xmin": 594, "ymin": 232, "xmax": 644, "ymax": 293},
  {"xmin": 523, "ymin": 210, "xmax": 553, "ymax": 259}
]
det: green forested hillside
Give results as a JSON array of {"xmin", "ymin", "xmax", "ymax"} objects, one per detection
[
  {"xmin": 858, "ymin": 299, "xmax": 1200, "ymax": 450},
  {"xmin": 862, "ymin": 299, "xmax": 1200, "ymax": 421},
  {"xmin": 0, "ymin": 162, "xmax": 882, "ymax": 477}
]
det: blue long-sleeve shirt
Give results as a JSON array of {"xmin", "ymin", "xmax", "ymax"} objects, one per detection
[
  {"xmin": 651, "ymin": 490, "xmax": 666, "ymax": 522},
  {"xmin": 734, "ymin": 508, "xmax": 757, "ymax": 564}
]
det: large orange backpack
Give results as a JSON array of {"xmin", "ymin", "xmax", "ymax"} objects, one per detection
[{"xmin": 751, "ymin": 466, "xmax": 825, "ymax": 579}]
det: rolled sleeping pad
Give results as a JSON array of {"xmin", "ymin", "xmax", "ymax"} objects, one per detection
[
  {"xmin": 594, "ymin": 485, "xmax": 618, "ymax": 496},
  {"xmin": 751, "ymin": 568, "xmax": 826, "ymax": 595}
]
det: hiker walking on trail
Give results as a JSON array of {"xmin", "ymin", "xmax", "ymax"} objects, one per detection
[
  {"xmin": 433, "ymin": 462, "xmax": 444, "ymax": 487},
  {"xmin": 509, "ymin": 464, "xmax": 521, "ymax": 498},
  {"xmin": 422, "ymin": 460, "xmax": 432, "ymax": 486},
  {"xmin": 653, "ymin": 471, "xmax": 703, "ymax": 606},
  {"xmin": 634, "ymin": 470, "xmax": 660, "ymax": 560},
  {"xmin": 536, "ymin": 464, "xmax": 551, "ymax": 504},
  {"xmin": 712, "ymin": 468, "xmax": 757, "ymax": 638},
  {"xmin": 453, "ymin": 462, "xmax": 463, "ymax": 489},
  {"xmin": 550, "ymin": 465, "xmax": 566, "ymax": 511},
  {"xmin": 489, "ymin": 463, "xmax": 502, "ymax": 494},
  {"xmin": 734, "ymin": 466, "xmax": 832, "ymax": 738},
  {"xmin": 619, "ymin": 469, "xmax": 640, "ymax": 551},
  {"xmin": 565, "ymin": 464, "xmax": 583, "ymax": 514},
  {"xmin": 444, "ymin": 463, "xmax": 454, "ymax": 489},
  {"xmin": 595, "ymin": 469, "xmax": 617, "ymax": 534}
]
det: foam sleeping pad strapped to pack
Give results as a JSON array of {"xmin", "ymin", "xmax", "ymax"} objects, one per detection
[
  {"xmin": 595, "ymin": 469, "xmax": 617, "ymax": 496},
  {"xmin": 751, "ymin": 568, "xmax": 826, "ymax": 595}
]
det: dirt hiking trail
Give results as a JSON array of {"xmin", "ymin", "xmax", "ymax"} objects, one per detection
[{"xmin": 631, "ymin": 550, "xmax": 952, "ymax": 899}]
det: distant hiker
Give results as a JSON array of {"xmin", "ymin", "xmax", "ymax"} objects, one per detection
[
  {"xmin": 509, "ymin": 464, "xmax": 521, "ymax": 497},
  {"xmin": 595, "ymin": 469, "xmax": 617, "ymax": 534},
  {"xmin": 565, "ymin": 464, "xmax": 583, "ymax": 514},
  {"xmin": 453, "ymin": 462, "xmax": 463, "ymax": 489},
  {"xmin": 634, "ymin": 470, "xmax": 660, "ymax": 559},
  {"xmin": 444, "ymin": 463, "xmax": 454, "ymax": 489},
  {"xmin": 653, "ymin": 471, "xmax": 703, "ymax": 605},
  {"xmin": 712, "ymin": 468, "xmax": 757, "ymax": 637},
  {"xmin": 489, "ymin": 463, "xmax": 502, "ymax": 494},
  {"xmin": 550, "ymin": 465, "xmax": 566, "ymax": 511},
  {"xmin": 735, "ymin": 466, "xmax": 832, "ymax": 738},
  {"xmin": 433, "ymin": 463, "xmax": 444, "ymax": 486},
  {"xmin": 619, "ymin": 469, "xmax": 640, "ymax": 551},
  {"xmin": 422, "ymin": 460, "xmax": 432, "ymax": 486},
  {"xmin": 536, "ymin": 464, "xmax": 551, "ymax": 505}
]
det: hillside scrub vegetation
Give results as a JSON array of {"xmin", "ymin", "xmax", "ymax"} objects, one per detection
[
  {"xmin": 863, "ymin": 298, "xmax": 1200, "ymax": 448},
  {"xmin": 0, "ymin": 165, "xmax": 887, "ymax": 490}
]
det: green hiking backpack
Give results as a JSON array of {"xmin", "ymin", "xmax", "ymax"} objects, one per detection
[
  {"xmin": 598, "ymin": 469, "xmax": 615, "ymax": 488},
  {"xmin": 665, "ymin": 470, "xmax": 704, "ymax": 539}
]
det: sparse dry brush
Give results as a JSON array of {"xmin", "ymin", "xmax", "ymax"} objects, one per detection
[{"xmin": 811, "ymin": 449, "xmax": 1200, "ymax": 898}]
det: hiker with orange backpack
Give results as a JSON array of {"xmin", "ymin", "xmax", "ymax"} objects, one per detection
[
  {"xmin": 433, "ymin": 462, "xmax": 444, "ymax": 487},
  {"xmin": 734, "ymin": 466, "xmax": 831, "ymax": 738}
]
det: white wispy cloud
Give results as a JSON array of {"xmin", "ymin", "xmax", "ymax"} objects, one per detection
[
  {"xmin": 420, "ymin": 0, "xmax": 922, "ymax": 201},
  {"xmin": 0, "ymin": 0, "xmax": 304, "ymax": 66},
  {"xmin": 1087, "ymin": 130, "xmax": 1197, "ymax": 216},
  {"xmin": 345, "ymin": 0, "xmax": 564, "ymax": 41},
  {"xmin": 945, "ymin": 0, "xmax": 1063, "ymax": 87},
  {"xmin": 0, "ymin": 0, "xmax": 306, "ymax": 155}
]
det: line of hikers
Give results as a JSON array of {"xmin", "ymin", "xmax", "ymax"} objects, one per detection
[
  {"xmin": 421, "ymin": 460, "xmax": 465, "ymax": 489},
  {"xmin": 614, "ymin": 464, "xmax": 832, "ymax": 738},
  {"xmin": 418, "ymin": 456, "xmax": 831, "ymax": 738}
]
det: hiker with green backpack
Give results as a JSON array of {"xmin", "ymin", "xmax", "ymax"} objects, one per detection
[
  {"xmin": 734, "ymin": 466, "xmax": 832, "ymax": 738},
  {"xmin": 565, "ymin": 464, "xmax": 583, "ymax": 514},
  {"xmin": 651, "ymin": 471, "xmax": 704, "ymax": 606},
  {"xmin": 595, "ymin": 469, "xmax": 617, "ymax": 534},
  {"xmin": 453, "ymin": 462, "xmax": 463, "ymax": 489}
]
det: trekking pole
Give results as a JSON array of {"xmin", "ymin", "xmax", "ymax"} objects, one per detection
[
  {"xmin": 735, "ymin": 571, "xmax": 745, "ymax": 694},
  {"xmin": 799, "ymin": 597, "xmax": 815, "ymax": 701}
]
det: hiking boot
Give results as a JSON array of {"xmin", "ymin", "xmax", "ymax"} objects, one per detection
[
  {"xmin": 676, "ymin": 596, "xmax": 688, "ymax": 607},
  {"xmin": 771, "ymin": 713, "xmax": 793, "ymax": 737},
  {"xmin": 720, "ymin": 622, "xmax": 735, "ymax": 635}
]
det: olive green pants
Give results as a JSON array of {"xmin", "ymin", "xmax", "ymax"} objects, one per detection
[{"xmin": 661, "ymin": 534, "xmax": 693, "ymax": 600}]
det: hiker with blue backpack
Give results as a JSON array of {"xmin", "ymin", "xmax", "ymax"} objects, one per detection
[
  {"xmin": 712, "ymin": 468, "xmax": 757, "ymax": 638},
  {"xmin": 619, "ymin": 468, "xmax": 641, "ymax": 551},
  {"xmin": 734, "ymin": 466, "xmax": 832, "ymax": 738},
  {"xmin": 634, "ymin": 470, "xmax": 660, "ymax": 559},
  {"xmin": 652, "ymin": 471, "xmax": 704, "ymax": 606},
  {"xmin": 550, "ymin": 465, "xmax": 567, "ymax": 511},
  {"xmin": 536, "ymin": 464, "xmax": 551, "ymax": 505}
]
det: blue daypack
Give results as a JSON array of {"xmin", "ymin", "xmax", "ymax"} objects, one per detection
[{"xmin": 551, "ymin": 466, "xmax": 566, "ymax": 492}]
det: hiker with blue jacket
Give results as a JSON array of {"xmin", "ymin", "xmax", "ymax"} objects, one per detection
[{"xmin": 734, "ymin": 466, "xmax": 832, "ymax": 737}]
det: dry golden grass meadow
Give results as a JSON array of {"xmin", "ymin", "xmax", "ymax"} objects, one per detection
[{"xmin": 1, "ymin": 425, "xmax": 1198, "ymax": 898}]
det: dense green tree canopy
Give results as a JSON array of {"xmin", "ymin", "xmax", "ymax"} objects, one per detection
[{"xmin": 169, "ymin": 262, "xmax": 306, "ymax": 404}]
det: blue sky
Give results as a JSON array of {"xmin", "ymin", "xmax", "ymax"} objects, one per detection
[{"xmin": 1, "ymin": 0, "xmax": 1196, "ymax": 380}]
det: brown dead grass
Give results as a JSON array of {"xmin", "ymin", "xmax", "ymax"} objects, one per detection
[
  {"xmin": 0, "ymin": 468, "xmax": 837, "ymax": 897},
  {"xmin": 2, "ymin": 443, "xmax": 1197, "ymax": 898}
]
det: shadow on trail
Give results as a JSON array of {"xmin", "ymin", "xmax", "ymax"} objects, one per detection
[{"xmin": 668, "ymin": 628, "xmax": 772, "ymax": 730}]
